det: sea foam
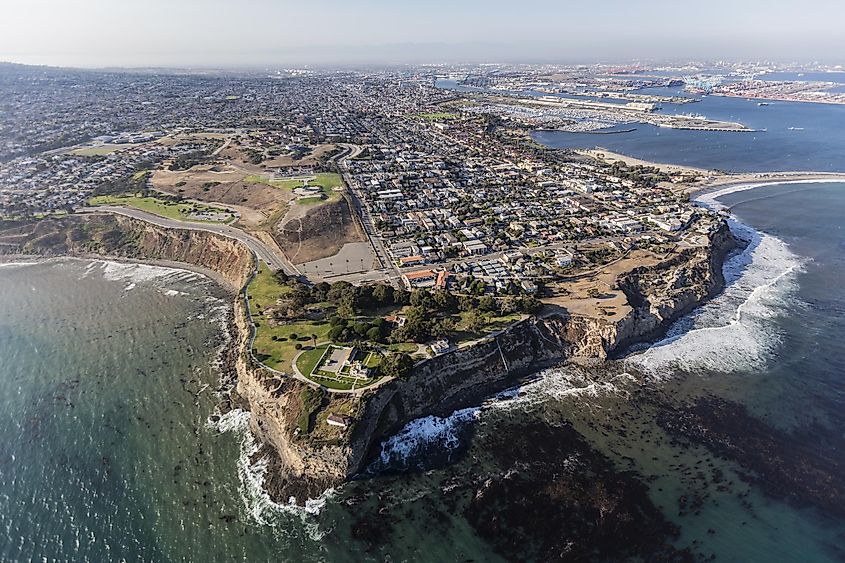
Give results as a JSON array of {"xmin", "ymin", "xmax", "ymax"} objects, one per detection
[
  {"xmin": 208, "ymin": 409, "xmax": 331, "ymax": 540},
  {"xmin": 625, "ymin": 184, "xmax": 805, "ymax": 375}
]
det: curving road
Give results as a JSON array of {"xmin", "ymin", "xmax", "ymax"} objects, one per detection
[{"xmin": 80, "ymin": 206, "xmax": 298, "ymax": 275}]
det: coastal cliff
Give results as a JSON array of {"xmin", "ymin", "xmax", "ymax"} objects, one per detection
[
  {"xmin": 232, "ymin": 221, "xmax": 739, "ymax": 501},
  {"xmin": 0, "ymin": 213, "xmax": 254, "ymax": 290},
  {"xmin": 0, "ymin": 213, "xmax": 739, "ymax": 503}
]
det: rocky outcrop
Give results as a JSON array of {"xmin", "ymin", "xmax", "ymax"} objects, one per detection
[
  {"xmin": 241, "ymin": 221, "xmax": 739, "ymax": 499},
  {"xmin": 1, "ymin": 213, "xmax": 739, "ymax": 503}
]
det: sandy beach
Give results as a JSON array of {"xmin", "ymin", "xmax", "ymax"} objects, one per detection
[{"xmin": 579, "ymin": 147, "xmax": 845, "ymax": 196}]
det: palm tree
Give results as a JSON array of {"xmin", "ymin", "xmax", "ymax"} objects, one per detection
[{"xmin": 311, "ymin": 333, "xmax": 317, "ymax": 348}]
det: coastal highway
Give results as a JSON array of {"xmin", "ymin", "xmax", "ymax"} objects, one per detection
[{"xmin": 80, "ymin": 206, "xmax": 299, "ymax": 276}]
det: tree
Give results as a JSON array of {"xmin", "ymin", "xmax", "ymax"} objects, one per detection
[
  {"xmin": 380, "ymin": 352, "xmax": 414, "ymax": 380},
  {"xmin": 518, "ymin": 295, "xmax": 542, "ymax": 314},
  {"xmin": 366, "ymin": 326, "xmax": 382, "ymax": 342},
  {"xmin": 311, "ymin": 281, "xmax": 330, "ymax": 302},
  {"xmin": 432, "ymin": 316, "xmax": 456, "ymax": 338},
  {"xmin": 464, "ymin": 310, "xmax": 488, "ymax": 333},
  {"xmin": 327, "ymin": 281, "xmax": 353, "ymax": 302},
  {"xmin": 432, "ymin": 289, "xmax": 457, "ymax": 313},
  {"xmin": 393, "ymin": 305, "xmax": 431, "ymax": 343},
  {"xmin": 273, "ymin": 270, "xmax": 290, "ymax": 284},
  {"xmin": 289, "ymin": 332, "xmax": 299, "ymax": 341},
  {"xmin": 336, "ymin": 294, "xmax": 355, "ymax": 319},
  {"xmin": 457, "ymin": 295, "xmax": 476, "ymax": 312},
  {"xmin": 468, "ymin": 279, "xmax": 486, "ymax": 295},
  {"xmin": 311, "ymin": 333, "xmax": 318, "ymax": 347},
  {"xmin": 410, "ymin": 288, "xmax": 433, "ymax": 310},
  {"xmin": 372, "ymin": 283, "xmax": 394, "ymax": 305},
  {"xmin": 393, "ymin": 288, "xmax": 411, "ymax": 306},
  {"xmin": 328, "ymin": 325, "xmax": 345, "ymax": 341},
  {"xmin": 478, "ymin": 295, "xmax": 498, "ymax": 313}
]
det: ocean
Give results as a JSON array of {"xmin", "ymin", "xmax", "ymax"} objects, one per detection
[{"xmin": 3, "ymin": 100, "xmax": 845, "ymax": 559}]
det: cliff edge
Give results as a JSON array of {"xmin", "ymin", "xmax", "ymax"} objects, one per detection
[{"xmin": 0, "ymin": 214, "xmax": 739, "ymax": 504}]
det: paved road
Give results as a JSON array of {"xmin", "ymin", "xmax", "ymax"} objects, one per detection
[
  {"xmin": 336, "ymin": 143, "xmax": 399, "ymax": 277},
  {"xmin": 81, "ymin": 206, "xmax": 299, "ymax": 275}
]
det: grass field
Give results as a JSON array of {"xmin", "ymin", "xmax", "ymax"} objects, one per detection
[
  {"xmin": 88, "ymin": 195, "xmax": 235, "ymax": 223},
  {"xmin": 68, "ymin": 143, "xmax": 137, "ymax": 156},
  {"xmin": 386, "ymin": 342, "xmax": 419, "ymax": 354},
  {"xmin": 245, "ymin": 172, "xmax": 344, "ymax": 202},
  {"xmin": 247, "ymin": 264, "xmax": 331, "ymax": 372},
  {"xmin": 363, "ymin": 351, "xmax": 382, "ymax": 369},
  {"xmin": 246, "ymin": 263, "xmax": 292, "ymax": 311},
  {"xmin": 295, "ymin": 345, "xmax": 329, "ymax": 378}
]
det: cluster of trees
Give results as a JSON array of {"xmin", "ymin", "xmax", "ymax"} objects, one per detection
[
  {"xmin": 391, "ymin": 288, "xmax": 541, "ymax": 343},
  {"xmin": 380, "ymin": 352, "xmax": 414, "ymax": 380},
  {"xmin": 243, "ymin": 147, "xmax": 264, "ymax": 165},
  {"xmin": 327, "ymin": 316, "xmax": 389, "ymax": 344},
  {"xmin": 584, "ymin": 247, "xmax": 619, "ymax": 266},
  {"xmin": 608, "ymin": 161, "xmax": 670, "ymax": 188},
  {"xmin": 270, "ymin": 273, "xmax": 541, "ymax": 346},
  {"xmin": 272, "ymin": 274, "xmax": 412, "ymax": 321}
]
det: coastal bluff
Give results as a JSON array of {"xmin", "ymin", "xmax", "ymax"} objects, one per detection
[{"xmin": 0, "ymin": 214, "xmax": 738, "ymax": 503}]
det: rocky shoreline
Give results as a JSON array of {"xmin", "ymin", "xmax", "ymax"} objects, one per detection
[{"xmin": 0, "ymin": 212, "xmax": 740, "ymax": 505}]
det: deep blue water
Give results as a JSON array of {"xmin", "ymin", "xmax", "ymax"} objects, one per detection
[
  {"xmin": 437, "ymin": 78, "xmax": 845, "ymax": 172},
  {"xmin": 532, "ymin": 94, "xmax": 845, "ymax": 172},
  {"xmin": 758, "ymin": 71, "xmax": 845, "ymax": 83}
]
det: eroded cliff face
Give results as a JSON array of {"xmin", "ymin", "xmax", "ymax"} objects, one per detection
[
  {"xmin": 1, "ymin": 213, "xmax": 739, "ymax": 503},
  {"xmin": 232, "ymin": 296, "xmax": 360, "ymax": 500},
  {"xmin": 0, "ymin": 214, "xmax": 254, "ymax": 290},
  {"xmin": 253, "ymin": 221, "xmax": 740, "ymax": 493}
]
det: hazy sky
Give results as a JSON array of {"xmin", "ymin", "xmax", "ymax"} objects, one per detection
[{"xmin": 1, "ymin": 0, "xmax": 844, "ymax": 67}]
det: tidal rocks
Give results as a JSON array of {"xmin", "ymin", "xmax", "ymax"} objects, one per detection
[
  {"xmin": 657, "ymin": 397, "xmax": 845, "ymax": 518},
  {"xmin": 463, "ymin": 419, "xmax": 694, "ymax": 562}
]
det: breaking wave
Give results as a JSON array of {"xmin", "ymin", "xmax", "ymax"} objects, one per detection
[
  {"xmin": 625, "ymin": 183, "xmax": 805, "ymax": 375},
  {"xmin": 208, "ymin": 409, "xmax": 331, "ymax": 541},
  {"xmin": 375, "ymin": 407, "xmax": 481, "ymax": 471},
  {"xmin": 372, "ymin": 375, "xmax": 618, "ymax": 472},
  {"xmin": 85, "ymin": 260, "xmax": 203, "ymax": 293}
]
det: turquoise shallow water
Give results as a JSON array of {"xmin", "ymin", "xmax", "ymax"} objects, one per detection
[
  {"xmin": 2, "ymin": 182, "xmax": 845, "ymax": 562},
  {"xmin": 0, "ymin": 259, "xmax": 317, "ymax": 562}
]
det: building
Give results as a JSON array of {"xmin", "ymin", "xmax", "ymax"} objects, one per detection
[
  {"xmin": 430, "ymin": 338, "xmax": 455, "ymax": 355},
  {"xmin": 402, "ymin": 269, "xmax": 438, "ymax": 289},
  {"xmin": 327, "ymin": 413, "xmax": 353, "ymax": 428},
  {"xmin": 399, "ymin": 255, "xmax": 425, "ymax": 267},
  {"xmin": 462, "ymin": 239, "xmax": 488, "ymax": 255}
]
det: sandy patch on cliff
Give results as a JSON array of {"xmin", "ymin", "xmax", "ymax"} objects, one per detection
[{"xmin": 545, "ymin": 250, "xmax": 667, "ymax": 320}]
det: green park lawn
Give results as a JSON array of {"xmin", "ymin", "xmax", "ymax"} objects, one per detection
[
  {"xmin": 386, "ymin": 342, "xmax": 418, "ymax": 354},
  {"xmin": 295, "ymin": 344, "xmax": 330, "ymax": 378},
  {"xmin": 246, "ymin": 263, "xmax": 292, "ymax": 311},
  {"xmin": 247, "ymin": 264, "xmax": 330, "ymax": 372},
  {"xmin": 88, "ymin": 194, "xmax": 234, "ymax": 224},
  {"xmin": 250, "ymin": 319, "xmax": 331, "ymax": 373},
  {"xmin": 244, "ymin": 173, "xmax": 344, "ymax": 203}
]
